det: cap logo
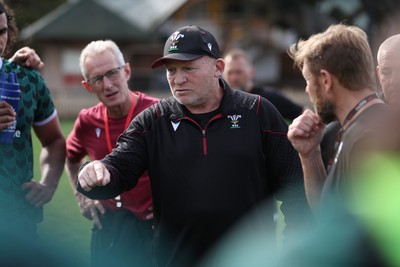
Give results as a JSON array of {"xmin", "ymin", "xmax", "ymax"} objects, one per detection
[
  {"xmin": 207, "ymin": 43, "xmax": 212, "ymax": 51},
  {"xmin": 169, "ymin": 31, "xmax": 185, "ymax": 52}
]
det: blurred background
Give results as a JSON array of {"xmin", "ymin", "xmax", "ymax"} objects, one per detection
[
  {"xmin": 9, "ymin": 0, "xmax": 400, "ymax": 118},
  {"xmin": 7, "ymin": 1, "xmax": 400, "ymax": 266}
]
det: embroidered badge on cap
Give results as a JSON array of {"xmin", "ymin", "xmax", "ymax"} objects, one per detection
[{"xmin": 169, "ymin": 31, "xmax": 185, "ymax": 52}]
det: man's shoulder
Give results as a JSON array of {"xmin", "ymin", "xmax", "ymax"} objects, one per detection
[
  {"xmin": 77, "ymin": 102, "xmax": 104, "ymax": 120},
  {"xmin": 345, "ymin": 103, "xmax": 390, "ymax": 143},
  {"xmin": 251, "ymin": 86, "xmax": 282, "ymax": 97},
  {"xmin": 2, "ymin": 60, "xmax": 46, "ymax": 92},
  {"xmin": 135, "ymin": 91, "xmax": 159, "ymax": 102},
  {"xmin": 251, "ymin": 86, "xmax": 299, "ymax": 104},
  {"xmin": 355, "ymin": 103, "xmax": 390, "ymax": 126},
  {"xmin": 129, "ymin": 96, "xmax": 178, "ymax": 128},
  {"xmin": 156, "ymin": 96, "xmax": 181, "ymax": 113},
  {"xmin": 227, "ymin": 88, "xmax": 285, "ymax": 117},
  {"xmin": 2, "ymin": 59, "xmax": 40, "ymax": 76},
  {"xmin": 135, "ymin": 91, "xmax": 160, "ymax": 110},
  {"xmin": 231, "ymin": 88, "xmax": 259, "ymax": 106}
]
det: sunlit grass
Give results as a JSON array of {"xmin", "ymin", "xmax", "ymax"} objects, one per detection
[{"xmin": 32, "ymin": 120, "xmax": 91, "ymax": 267}]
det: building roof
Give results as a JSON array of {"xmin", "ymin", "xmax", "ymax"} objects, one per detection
[{"xmin": 20, "ymin": 0, "xmax": 187, "ymax": 41}]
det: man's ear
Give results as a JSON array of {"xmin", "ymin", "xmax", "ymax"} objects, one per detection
[
  {"xmin": 319, "ymin": 69, "xmax": 333, "ymax": 93},
  {"xmin": 123, "ymin": 62, "xmax": 132, "ymax": 81},
  {"xmin": 81, "ymin": 80, "xmax": 94, "ymax": 92},
  {"xmin": 215, "ymin": 58, "xmax": 225, "ymax": 77}
]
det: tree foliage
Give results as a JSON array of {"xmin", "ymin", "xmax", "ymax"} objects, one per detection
[{"xmin": 7, "ymin": 0, "xmax": 66, "ymax": 29}]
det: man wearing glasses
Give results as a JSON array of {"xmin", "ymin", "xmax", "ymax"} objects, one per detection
[{"xmin": 65, "ymin": 40, "xmax": 159, "ymax": 267}]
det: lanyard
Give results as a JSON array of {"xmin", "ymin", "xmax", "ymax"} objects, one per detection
[
  {"xmin": 104, "ymin": 92, "xmax": 136, "ymax": 153},
  {"xmin": 341, "ymin": 93, "xmax": 379, "ymax": 129},
  {"xmin": 326, "ymin": 93, "xmax": 379, "ymax": 173}
]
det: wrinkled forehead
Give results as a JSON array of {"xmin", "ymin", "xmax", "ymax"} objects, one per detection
[{"xmin": 379, "ymin": 50, "xmax": 400, "ymax": 68}]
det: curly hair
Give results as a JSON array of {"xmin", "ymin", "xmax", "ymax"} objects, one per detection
[{"xmin": 0, "ymin": 1, "xmax": 18, "ymax": 56}]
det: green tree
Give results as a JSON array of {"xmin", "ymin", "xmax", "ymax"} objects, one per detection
[
  {"xmin": 4, "ymin": 0, "xmax": 66, "ymax": 55},
  {"xmin": 8, "ymin": 0, "xmax": 66, "ymax": 29}
]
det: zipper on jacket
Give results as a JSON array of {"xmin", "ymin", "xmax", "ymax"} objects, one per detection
[
  {"xmin": 182, "ymin": 114, "xmax": 225, "ymax": 156},
  {"xmin": 202, "ymin": 129, "xmax": 207, "ymax": 155}
]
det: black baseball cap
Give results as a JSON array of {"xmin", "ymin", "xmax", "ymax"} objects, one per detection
[{"xmin": 151, "ymin": 25, "xmax": 221, "ymax": 68}]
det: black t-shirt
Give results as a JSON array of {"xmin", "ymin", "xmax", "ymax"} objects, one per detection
[{"xmin": 188, "ymin": 108, "xmax": 221, "ymax": 128}]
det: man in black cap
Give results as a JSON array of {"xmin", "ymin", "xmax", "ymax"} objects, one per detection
[{"xmin": 76, "ymin": 25, "xmax": 311, "ymax": 267}]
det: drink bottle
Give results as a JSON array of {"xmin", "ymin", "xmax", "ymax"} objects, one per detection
[{"xmin": 0, "ymin": 72, "xmax": 21, "ymax": 144}]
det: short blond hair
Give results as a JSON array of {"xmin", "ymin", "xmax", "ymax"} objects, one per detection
[{"xmin": 288, "ymin": 24, "xmax": 376, "ymax": 91}]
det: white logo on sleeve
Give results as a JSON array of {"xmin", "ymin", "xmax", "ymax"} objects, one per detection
[
  {"xmin": 95, "ymin": 128, "xmax": 101, "ymax": 138},
  {"xmin": 171, "ymin": 121, "xmax": 180, "ymax": 131},
  {"xmin": 115, "ymin": 195, "xmax": 122, "ymax": 208}
]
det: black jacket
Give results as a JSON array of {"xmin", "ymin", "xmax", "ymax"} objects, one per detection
[
  {"xmin": 78, "ymin": 80, "xmax": 311, "ymax": 267},
  {"xmin": 251, "ymin": 86, "xmax": 303, "ymax": 121}
]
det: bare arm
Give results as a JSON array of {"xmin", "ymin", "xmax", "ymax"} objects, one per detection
[
  {"xmin": 66, "ymin": 157, "xmax": 86, "ymax": 198},
  {"xmin": 66, "ymin": 157, "xmax": 105, "ymax": 228},
  {"xmin": 288, "ymin": 110, "xmax": 327, "ymax": 213},
  {"xmin": 297, "ymin": 147, "xmax": 327, "ymax": 213},
  {"xmin": 22, "ymin": 116, "xmax": 66, "ymax": 207}
]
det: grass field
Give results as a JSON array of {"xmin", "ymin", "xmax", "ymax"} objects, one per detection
[{"xmin": 32, "ymin": 120, "xmax": 92, "ymax": 267}]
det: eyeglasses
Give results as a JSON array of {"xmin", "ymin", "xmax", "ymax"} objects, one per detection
[{"xmin": 87, "ymin": 65, "xmax": 125, "ymax": 88}]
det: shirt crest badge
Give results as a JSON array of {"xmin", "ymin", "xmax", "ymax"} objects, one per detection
[{"xmin": 227, "ymin": 114, "xmax": 241, "ymax": 129}]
